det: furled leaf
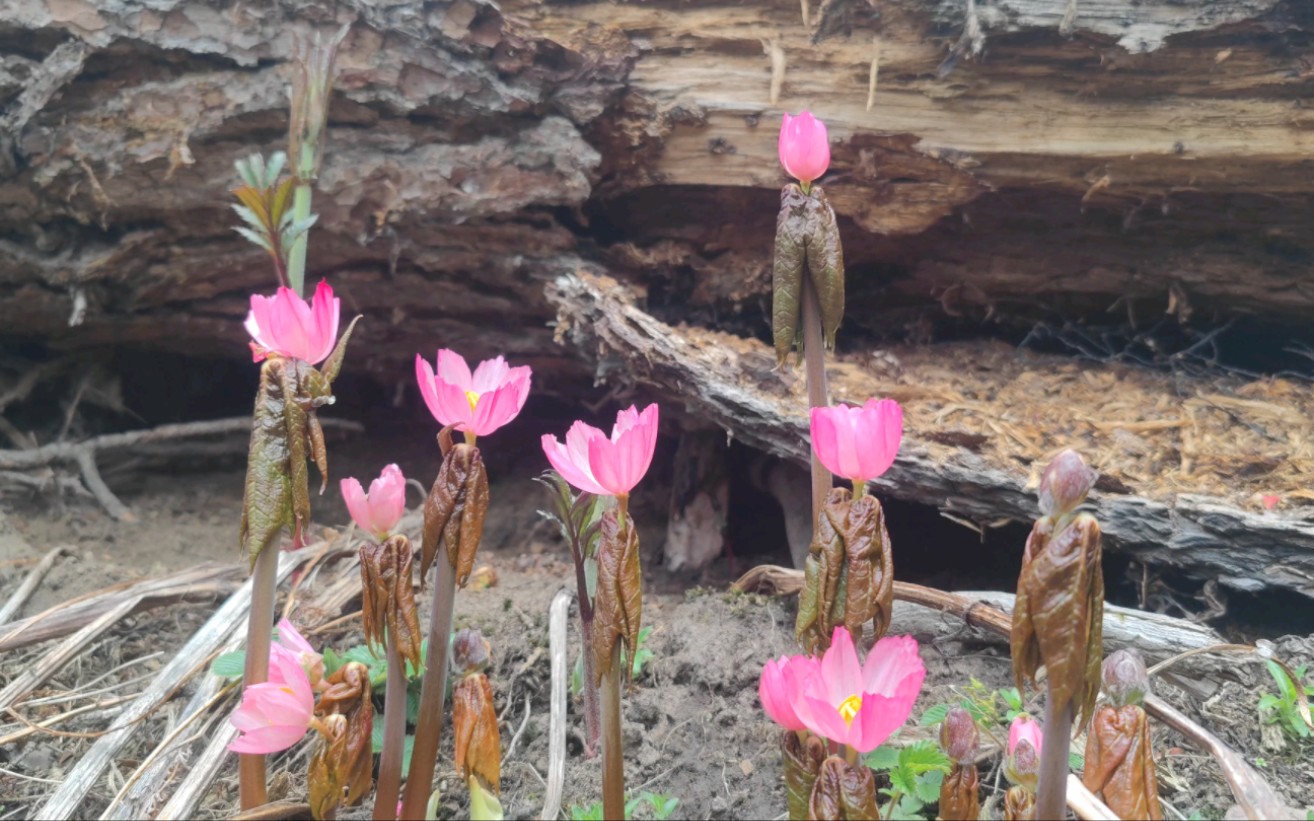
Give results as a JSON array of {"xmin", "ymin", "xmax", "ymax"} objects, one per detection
[
  {"xmin": 360, "ymin": 534, "xmax": 423, "ymax": 672},
  {"xmin": 420, "ymin": 434, "xmax": 490, "ymax": 587},
  {"xmin": 1082, "ymin": 703, "xmax": 1162, "ymax": 820},
  {"xmin": 938, "ymin": 764, "xmax": 980, "ymax": 821},
  {"xmin": 1011, "ymin": 511, "xmax": 1104, "ymax": 731},
  {"xmin": 808, "ymin": 755, "xmax": 880, "ymax": 821},
  {"xmin": 453, "ymin": 673, "xmax": 501, "ymax": 792},
  {"xmin": 1003, "ymin": 785, "xmax": 1036, "ymax": 821},
  {"xmin": 773, "ymin": 184, "xmax": 808, "ymax": 365},
  {"xmin": 783, "ymin": 731, "xmax": 826, "ymax": 821},
  {"xmin": 805, "ymin": 186, "xmax": 845, "ymax": 349},
  {"xmin": 796, "ymin": 489, "xmax": 893, "ymax": 652},
  {"xmin": 316, "ymin": 661, "xmax": 375, "ymax": 807},
  {"xmin": 469, "ymin": 774, "xmax": 505, "ymax": 821},
  {"xmin": 239, "ymin": 358, "xmax": 308, "ymax": 567},
  {"xmin": 308, "ymin": 714, "xmax": 349, "ymax": 821},
  {"xmin": 591, "ymin": 509, "xmax": 642, "ymax": 683}
]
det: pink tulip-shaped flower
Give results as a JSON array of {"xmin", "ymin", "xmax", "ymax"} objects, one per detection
[
  {"xmin": 759, "ymin": 626, "xmax": 926, "ymax": 754},
  {"xmin": 1008, "ymin": 714, "xmax": 1043, "ymax": 757},
  {"xmin": 810, "ymin": 399, "xmax": 903, "ymax": 486},
  {"xmin": 340, "ymin": 464, "xmax": 406, "ymax": 541},
  {"xmin": 245, "ymin": 280, "xmax": 341, "ymax": 365},
  {"xmin": 415, "ymin": 350, "xmax": 532, "ymax": 439},
  {"xmin": 275, "ymin": 617, "xmax": 325, "ymax": 689},
  {"xmin": 228, "ymin": 644, "xmax": 316, "ymax": 754},
  {"xmin": 1005, "ymin": 714, "xmax": 1043, "ymax": 788},
  {"xmin": 779, "ymin": 111, "xmax": 831, "ymax": 186},
  {"xmin": 541, "ymin": 404, "xmax": 659, "ymax": 497}
]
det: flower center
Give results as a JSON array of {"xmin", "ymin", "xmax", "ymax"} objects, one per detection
[
  {"xmin": 465, "ymin": 390, "xmax": 481, "ymax": 412},
  {"xmin": 838, "ymin": 694, "xmax": 863, "ymax": 727}
]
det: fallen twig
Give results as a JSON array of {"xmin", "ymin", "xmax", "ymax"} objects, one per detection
[
  {"xmin": 0, "ymin": 597, "xmax": 139, "ymax": 711},
  {"xmin": 0, "ymin": 695, "xmax": 133, "ymax": 746},
  {"xmin": 0, "ymin": 544, "xmax": 64, "ymax": 627},
  {"xmin": 542, "ymin": 588, "xmax": 571, "ymax": 821}
]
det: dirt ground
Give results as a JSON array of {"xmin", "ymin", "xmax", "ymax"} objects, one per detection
[{"xmin": 1, "ymin": 429, "xmax": 1312, "ymax": 820}]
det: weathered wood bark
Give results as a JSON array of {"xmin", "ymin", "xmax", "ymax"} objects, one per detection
[{"xmin": 3, "ymin": 0, "xmax": 1314, "ymax": 377}]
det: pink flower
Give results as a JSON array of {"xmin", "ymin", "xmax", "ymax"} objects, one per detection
[
  {"xmin": 810, "ymin": 399, "xmax": 903, "ymax": 485},
  {"xmin": 415, "ymin": 350, "xmax": 532, "ymax": 439},
  {"xmin": 779, "ymin": 111, "xmax": 831, "ymax": 186},
  {"xmin": 340, "ymin": 464, "xmax": 406, "ymax": 540},
  {"xmin": 541, "ymin": 404, "xmax": 659, "ymax": 497},
  {"xmin": 275, "ymin": 617, "xmax": 324, "ymax": 689},
  {"xmin": 228, "ymin": 644, "xmax": 315, "ymax": 754},
  {"xmin": 1008, "ymin": 713, "xmax": 1043, "ymax": 757},
  {"xmin": 759, "ymin": 626, "xmax": 926, "ymax": 754},
  {"xmin": 245, "ymin": 280, "xmax": 341, "ymax": 365}
]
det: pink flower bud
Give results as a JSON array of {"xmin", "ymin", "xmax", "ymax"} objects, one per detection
[
  {"xmin": 1102, "ymin": 649, "xmax": 1150, "ymax": 707},
  {"xmin": 244, "ymin": 280, "xmax": 341, "ymax": 365},
  {"xmin": 940, "ymin": 707, "xmax": 979, "ymax": 764},
  {"xmin": 340, "ymin": 464, "xmax": 406, "ymax": 540},
  {"xmin": 415, "ymin": 350, "xmax": 532, "ymax": 439},
  {"xmin": 1005, "ymin": 714, "xmax": 1042, "ymax": 789},
  {"xmin": 541, "ymin": 404, "xmax": 660, "ymax": 497},
  {"xmin": 810, "ymin": 399, "xmax": 903, "ymax": 486},
  {"xmin": 778, "ymin": 111, "xmax": 831, "ymax": 186},
  {"xmin": 452, "ymin": 627, "xmax": 491, "ymax": 674},
  {"xmin": 1037, "ymin": 448, "xmax": 1098, "ymax": 516}
]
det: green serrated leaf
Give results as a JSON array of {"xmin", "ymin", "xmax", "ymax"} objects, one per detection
[
  {"xmin": 322, "ymin": 646, "xmax": 343, "ymax": 676},
  {"xmin": 211, "ymin": 651, "xmax": 246, "ymax": 678},
  {"xmin": 1001, "ymin": 687, "xmax": 1024, "ymax": 711},
  {"xmin": 888, "ymin": 763, "xmax": 917, "ymax": 797},
  {"xmin": 913, "ymin": 769, "xmax": 943, "ymax": 804},
  {"xmin": 918, "ymin": 703, "xmax": 951, "ymax": 727},
  {"xmin": 234, "ymin": 225, "xmax": 274, "ymax": 253},
  {"xmin": 864, "ymin": 744, "xmax": 901, "ymax": 772},
  {"xmin": 899, "ymin": 740, "xmax": 951, "ymax": 775}
]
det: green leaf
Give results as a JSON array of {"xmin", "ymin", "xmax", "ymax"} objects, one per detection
[
  {"xmin": 234, "ymin": 225, "xmax": 274, "ymax": 253},
  {"xmin": 888, "ymin": 762, "xmax": 917, "ymax": 797},
  {"xmin": 322, "ymin": 646, "xmax": 343, "ymax": 676},
  {"xmin": 912, "ymin": 769, "xmax": 944, "ymax": 804},
  {"xmin": 584, "ymin": 555, "xmax": 599, "ymax": 602},
  {"xmin": 899, "ymin": 740, "xmax": 951, "ymax": 775},
  {"xmin": 917, "ymin": 703, "xmax": 950, "ymax": 727},
  {"xmin": 1069, "ymin": 751, "xmax": 1085, "ymax": 771},
  {"xmin": 211, "ymin": 651, "xmax": 246, "ymax": 678},
  {"xmin": 571, "ymin": 652, "xmax": 584, "ymax": 698},
  {"xmin": 569, "ymin": 801, "xmax": 604, "ymax": 821},
  {"xmin": 864, "ymin": 744, "xmax": 901, "ymax": 772},
  {"xmin": 371, "ymin": 721, "xmax": 416, "ymax": 772},
  {"xmin": 1257, "ymin": 694, "xmax": 1281, "ymax": 711},
  {"xmin": 1000, "ymin": 687, "xmax": 1024, "ymax": 712}
]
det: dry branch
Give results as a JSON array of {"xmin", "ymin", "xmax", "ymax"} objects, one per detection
[
  {"xmin": 542, "ymin": 588, "xmax": 572, "ymax": 821},
  {"xmin": 547, "ymin": 271, "xmax": 1314, "ymax": 599},
  {"xmin": 0, "ymin": 545, "xmax": 64, "ymax": 627}
]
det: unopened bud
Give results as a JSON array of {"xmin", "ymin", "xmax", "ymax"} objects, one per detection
[
  {"xmin": 453, "ymin": 627, "xmax": 491, "ymax": 674},
  {"xmin": 1038, "ymin": 449, "xmax": 1098, "ymax": 516},
  {"xmin": 1102, "ymin": 649, "xmax": 1150, "ymax": 707},
  {"xmin": 939, "ymin": 707, "xmax": 979, "ymax": 764},
  {"xmin": 1006, "ymin": 738, "xmax": 1040, "ymax": 791}
]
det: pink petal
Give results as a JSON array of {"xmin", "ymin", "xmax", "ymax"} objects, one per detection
[
  {"xmin": 542, "ymin": 433, "xmax": 608, "ymax": 496},
  {"xmin": 228, "ymin": 724, "xmax": 309, "ymax": 754},
  {"xmin": 855, "ymin": 399, "xmax": 902, "ymax": 481},
  {"xmin": 588, "ymin": 434, "xmax": 629, "ymax": 496},
  {"xmin": 1009, "ymin": 715, "xmax": 1043, "ymax": 756},
  {"xmin": 367, "ymin": 464, "xmax": 406, "ymax": 536},
  {"xmin": 307, "ymin": 280, "xmax": 340, "ymax": 365},
  {"xmin": 341, "ymin": 477, "xmax": 372, "ymax": 534},
  {"xmin": 245, "ymin": 294, "xmax": 276, "ymax": 351},
  {"xmin": 435, "ymin": 349, "xmax": 473, "ymax": 391},
  {"xmin": 760, "ymin": 658, "xmax": 807, "ymax": 731},
  {"xmin": 801, "ymin": 693, "xmax": 855, "ymax": 747},
  {"xmin": 810, "ymin": 407, "xmax": 844, "ymax": 479},
  {"xmin": 779, "ymin": 111, "xmax": 831, "ymax": 184},
  {"xmin": 860, "ymin": 635, "xmax": 924, "ymax": 697},
  {"xmin": 470, "ymin": 356, "xmax": 510, "ymax": 393},
  {"xmin": 415, "ymin": 355, "xmax": 472, "ymax": 428},
  {"xmin": 276, "ymin": 618, "xmax": 316, "ymax": 658},
  {"xmin": 819, "ymin": 627, "xmax": 864, "ymax": 707},
  {"xmin": 850, "ymin": 675, "xmax": 925, "ymax": 754}
]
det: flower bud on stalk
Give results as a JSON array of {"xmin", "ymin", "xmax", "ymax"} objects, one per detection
[
  {"xmin": 359, "ymin": 536, "xmax": 423, "ymax": 669},
  {"xmin": 1004, "ymin": 715, "xmax": 1043, "ymax": 821},
  {"xmin": 807, "ymin": 756, "xmax": 881, "ymax": 820},
  {"xmin": 1082, "ymin": 650, "xmax": 1163, "ymax": 820},
  {"xmin": 453, "ymin": 627, "xmax": 492, "ymax": 674},
  {"xmin": 937, "ymin": 708, "xmax": 981, "ymax": 821}
]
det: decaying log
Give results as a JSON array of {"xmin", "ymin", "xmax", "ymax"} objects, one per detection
[{"xmin": 549, "ymin": 270, "xmax": 1314, "ymax": 599}]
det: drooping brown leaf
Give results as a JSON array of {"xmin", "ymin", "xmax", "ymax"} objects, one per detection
[
  {"xmin": 420, "ymin": 434, "xmax": 490, "ymax": 587},
  {"xmin": 1011, "ymin": 511, "xmax": 1104, "ymax": 731},
  {"xmin": 1082, "ymin": 704, "xmax": 1162, "ymax": 820},
  {"xmin": 805, "ymin": 186, "xmax": 845, "ymax": 350},
  {"xmin": 308, "ymin": 713, "xmax": 348, "ymax": 821},
  {"xmin": 782, "ymin": 731, "xmax": 826, "ymax": 821},
  {"xmin": 939, "ymin": 764, "xmax": 981, "ymax": 821},
  {"xmin": 772, "ymin": 184, "xmax": 846, "ymax": 366},
  {"xmin": 1003, "ymin": 785, "xmax": 1036, "ymax": 821},
  {"xmin": 453, "ymin": 672, "xmax": 502, "ymax": 793},
  {"xmin": 360, "ymin": 534, "xmax": 423, "ymax": 672},
  {"xmin": 316, "ymin": 661, "xmax": 374, "ymax": 807},
  {"xmin": 795, "ymin": 489, "xmax": 893, "ymax": 652},
  {"xmin": 807, "ymin": 756, "xmax": 880, "ymax": 821},
  {"xmin": 591, "ymin": 509, "xmax": 642, "ymax": 683}
]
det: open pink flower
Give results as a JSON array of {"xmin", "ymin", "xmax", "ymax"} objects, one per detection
[
  {"xmin": 245, "ymin": 280, "xmax": 340, "ymax": 365},
  {"xmin": 275, "ymin": 617, "xmax": 324, "ymax": 689},
  {"xmin": 415, "ymin": 350, "xmax": 532, "ymax": 439},
  {"xmin": 228, "ymin": 644, "xmax": 315, "ymax": 754},
  {"xmin": 779, "ymin": 111, "xmax": 831, "ymax": 186},
  {"xmin": 759, "ymin": 626, "xmax": 926, "ymax": 754},
  {"xmin": 541, "ymin": 404, "xmax": 659, "ymax": 497},
  {"xmin": 340, "ymin": 464, "xmax": 406, "ymax": 541},
  {"xmin": 810, "ymin": 399, "xmax": 903, "ymax": 486}
]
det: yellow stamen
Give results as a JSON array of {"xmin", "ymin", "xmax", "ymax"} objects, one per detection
[
  {"xmin": 465, "ymin": 390, "xmax": 480, "ymax": 412},
  {"xmin": 838, "ymin": 694, "xmax": 863, "ymax": 727}
]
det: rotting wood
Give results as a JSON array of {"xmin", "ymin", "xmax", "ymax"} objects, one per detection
[
  {"xmin": 548, "ymin": 270, "xmax": 1314, "ymax": 599},
  {"xmin": 34, "ymin": 550, "xmax": 310, "ymax": 821}
]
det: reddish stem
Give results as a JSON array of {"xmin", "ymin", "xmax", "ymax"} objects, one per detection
[
  {"xmin": 399, "ymin": 557, "xmax": 456, "ymax": 819},
  {"xmin": 239, "ymin": 543, "xmax": 279, "ymax": 809},
  {"xmin": 373, "ymin": 629, "xmax": 407, "ymax": 819},
  {"xmin": 801, "ymin": 271, "xmax": 831, "ymax": 525}
]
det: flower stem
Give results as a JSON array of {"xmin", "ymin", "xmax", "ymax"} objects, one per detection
[
  {"xmin": 286, "ymin": 181, "xmax": 312, "ymax": 298},
  {"xmin": 1036, "ymin": 694, "xmax": 1073, "ymax": 820},
  {"xmin": 601, "ymin": 644, "xmax": 625, "ymax": 821},
  {"xmin": 568, "ymin": 537, "xmax": 601, "ymax": 757},
  {"xmin": 374, "ymin": 629, "xmax": 408, "ymax": 820},
  {"xmin": 238, "ymin": 543, "xmax": 279, "ymax": 809},
  {"xmin": 399, "ymin": 556, "xmax": 457, "ymax": 819},
  {"xmin": 801, "ymin": 271, "xmax": 831, "ymax": 525}
]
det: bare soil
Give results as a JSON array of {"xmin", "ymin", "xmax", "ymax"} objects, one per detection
[{"xmin": 1, "ymin": 429, "xmax": 1312, "ymax": 820}]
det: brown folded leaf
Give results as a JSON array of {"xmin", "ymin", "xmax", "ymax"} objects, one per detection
[
  {"xmin": 783, "ymin": 731, "xmax": 826, "ymax": 821},
  {"xmin": 360, "ymin": 534, "xmax": 423, "ymax": 672},
  {"xmin": 308, "ymin": 713, "xmax": 348, "ymax": 821},
  {"xmin": 453, "ymin": 672, "xmax": 502, "ymax": 792},
  {"xmin": 591, "ymin": 509, "xmax": 642, "ymax": 683},
  {"xmin": 939, "ymin": 764, "xmax": 981, "ymax": 821},
  {"xmin": 1011, "ymin": 511, "xmax": 1104, "ymax": 731},
  {"xmin": 773, "ymin": 184, "xmax": 846, "ymax": 365},
  {"xmin": 420, "ymin": 430, "xmax": 490, "ymax": 587},
  {"xmin": 1083, "ymin": 704, "xmax": 1162, "ymax": 820},
  {"xmin": 316, "ymin": 661, "xmax": 374, "ymax": 807},
  {"xmin": 807, "ymin": 756, "xmax": 880, "ymax": 821},
  {"xmin": 796, "ymin": 489, "xmax": 893, "ymax": 652},
  {"xmin": 805, "ymin": 186, "xmax": 845, "ymax": 350},
  {"xmin": 1004, "ymin": 785, "xmax": 1036, "ymax": 821}
]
